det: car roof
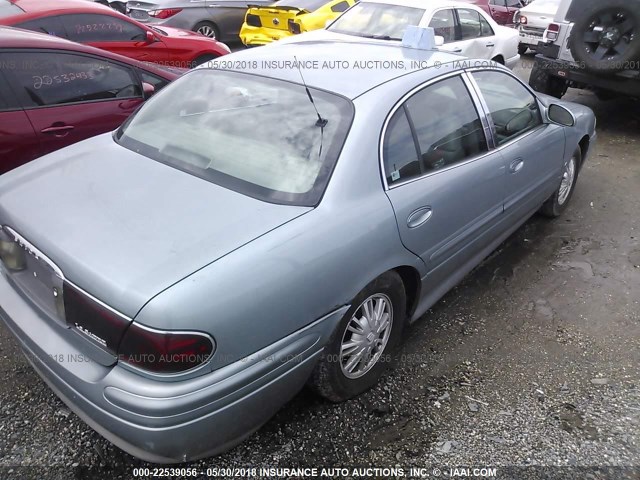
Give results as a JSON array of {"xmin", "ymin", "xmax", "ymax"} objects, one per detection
[
  {"xmin": 358, "ymin": 0, "xmax": 485, "ymax": 10},
  {"xmin": 0, "ymin": 0, "xmax": 112, "ymax": 19},
  {"xmin": 204, "ymin": 40, "xmax": 468, "ymax": 99},
  {"xmin": 0, "ymin": 26, "xmax": 180, "ymax": 79}
]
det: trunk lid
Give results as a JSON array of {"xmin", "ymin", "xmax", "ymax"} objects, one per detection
[
  {"xmin": 247, "ymin": 5, "xmax": 307, "ymax": 32},
  {"xmin": 0, "ymin": 134, "xmax": 311, "ymax": 318}
]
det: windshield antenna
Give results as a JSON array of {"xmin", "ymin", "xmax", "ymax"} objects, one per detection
[{"xmin": 294, "ymin": 55, "xmax": 328, "ymax": 128}]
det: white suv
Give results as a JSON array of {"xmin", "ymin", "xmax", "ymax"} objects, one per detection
[{"xmin": 529, "ymin": 0, "xmax": 640, "ymax": 99}]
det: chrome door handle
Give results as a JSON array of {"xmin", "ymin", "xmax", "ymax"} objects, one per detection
[
  {"xmin": 407, "ymin": 207, "xmax": 433, "ymax": 229},
  {"xmin": 510, "ymin": 159, "xmax": 525, "ymax": 173}
]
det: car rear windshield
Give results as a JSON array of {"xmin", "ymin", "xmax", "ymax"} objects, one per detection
[
  {"xmin": 0, "ymin": 0, "xmax": 24, "ymax": 18},
  {"xmin": 274, "ymin": 0, "xmax": 327, "ymax": 11},
  {"xmin": 115, "ymin": 69, "xmax": 353, "ymax": 207},
  {"xmin": 328, "ymin": 2, "xmax": 424, "ymax": 40}
]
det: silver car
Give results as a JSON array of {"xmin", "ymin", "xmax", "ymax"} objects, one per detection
[
  {"xmin": 0, "ymin": 41, "xmax": 595, "ymax": 462},
  {"xmin": 126, "ymin": 0, "xmax": 272, "ymax": 42}
]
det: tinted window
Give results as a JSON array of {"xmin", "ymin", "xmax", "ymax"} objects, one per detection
[
  {"xmin": 328, "ymin": 2, "xmax": 424, "ymax": 40},
  {"xmin": 457, "ymin": 9, "xmax": 482, "ymax": 39},
  {"xmin": 61, "ymin": 14, "xmax": 146, "ymax": 42},
  {"xmin": 472, "ymin": 71, "xmax": 542, "ymax": 145},
  {"xmin": 1, "ymin": 52, "xmax": 141, "ymax": 108},
  {"xmin": 479, "ymin": 12, "xmax": 494, "ymax": 36},
  {"xmin": 139, "ymin": 70, "xmax": 169, "ymax": 92},
  {"xmin": 331, "ymin": 1, "xmax": 350, "ymax": 13},
  {"xmin": 384, "ymin": 76, "xmax": 488, "ymax": 185},
  {"xmin": 276, "ymin": 0, "xmax": 327, "ymax": 11},
  {"xmin": 16, "ymin": 17, "xmax": 67, "ymax": 37},
  {"xmin": 0, "ymin": 61, "xmax": 21, "ymax": 110},
  {"xmin": 116, "ymin": 70, "xmax": 353, "ymax": 207},
  {"xmin": 383, "ymin": 108, "xmax": 420, "ymax": 185},
  {"xmin": 429, "ymin": 9, "xmax": 456, "ymax": 43}
]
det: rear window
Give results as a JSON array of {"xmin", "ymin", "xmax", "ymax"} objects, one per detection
[
  {"xmin": 328, "ymin": 2, "xmax": 424, "ymax": 40},
  {"xmin": 275, "ymin": 0, "xmax": 328, "ymax": 11},
  {"xmin": 115, "ymin": 69, "xmax": 354, "ymax": 207},
  {"xmin": 0, "ymin": 0, "xmax": 24, "ymax": 18}
]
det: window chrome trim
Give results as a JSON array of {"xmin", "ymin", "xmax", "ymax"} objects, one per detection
[{"xmin": 379, "ymin": 70, "xmax": 493, "ymax": 191}]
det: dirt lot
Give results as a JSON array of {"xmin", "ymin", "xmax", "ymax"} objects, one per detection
[{"xmin": 0, "ymin": 56, "xmax": 639, "ymax": 479}]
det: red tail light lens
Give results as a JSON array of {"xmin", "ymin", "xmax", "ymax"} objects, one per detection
[
  {"xmin": 118, "ymin": 323, "xmax": 215, "ymax": 374},
  {"xmin": 148, "ymin": 8, "xmax": 182, "ymax": 19},
  {"xmin": 288, "ymin": 19, "xmax": 301, "ymax": 34},
  {"xmin": 519, "ymin": 15, "xmax": 528, "ymax": 25},
  {"xmin": 64, "ymin": 281, "xmax": 131, "ymax": 354},
  {"xmin": 546, "ymin": 23, "xmax": 560, "ymax": 41}
]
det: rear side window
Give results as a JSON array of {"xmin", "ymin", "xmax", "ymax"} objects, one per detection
[
  {"xmin": 384, "ymin": 76, "xmax": 488, "ymax": 186},
  {"xmin": 0, "ymin": 0, "xmax": 24, "ymax": 18},
  {"xmin": 472, "ymin": 70, "xmax": 542, "ymax": 145},
  {"xmin": 1, "ymin": 51, "xmax": 141, "ymax": 108},
  {"xmin": 61, "ymin": 14, "xmax": 146, "ymax": 42},
  {"xmin": 16, "ymin": 17, "xmax": 67, "ymax": 37},
  {"xmin": 0, "ymin": 64, "xmax": 21, "ymax": 110},
  {"xmin": 429, "ymin": 9, "xmax": 457, "ymax": 43}
]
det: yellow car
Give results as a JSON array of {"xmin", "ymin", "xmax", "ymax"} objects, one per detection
[{"xmin": 240, "ymin": 0, "xmax": 356, "ymax": 46}]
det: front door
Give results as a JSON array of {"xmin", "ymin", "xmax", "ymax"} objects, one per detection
[{"xmin": 382, "ymin": 75, "xmax": 506, "ymax": 282}]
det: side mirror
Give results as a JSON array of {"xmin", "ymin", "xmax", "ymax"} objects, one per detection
[
  {"xmin": 142, "ymin": 82, "xmax": 155, "ymax": 99},
  {"xmin": 548, "ymin": 104, "xmax": 575, "ymax": 126},
  {"xmin": 145, "ymin": 30, "xmax": 156, "ymax": 44}
]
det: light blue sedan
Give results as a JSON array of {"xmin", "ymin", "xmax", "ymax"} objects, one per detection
[{"xmin": 0, "ymin": 40, "xmax": 596, "ymax": 462}]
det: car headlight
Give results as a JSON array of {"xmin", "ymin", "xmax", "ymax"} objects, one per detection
[{"xmin": 0, "ymin": 228, "xmax": 26, "ymax": 271}]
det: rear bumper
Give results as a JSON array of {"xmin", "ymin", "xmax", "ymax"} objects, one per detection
[
  {"xmin": 519, "ymin": 31, "xmax": 544, "ymax": 48},
  {"xmin": 240, "ymin": 25, "xmax": 292, "ymax": 46},
  {"xmin": 0, "ymin": 269, "xmax": 346, "ymax": 463},
  {"xmin": 533, "ymin": 55, "xmax": 640, "ymax": 97}
]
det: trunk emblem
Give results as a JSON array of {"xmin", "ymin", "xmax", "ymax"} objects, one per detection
[{"xmin": 273, "ymin": 18, "xmax": 280, "ymax": 25}]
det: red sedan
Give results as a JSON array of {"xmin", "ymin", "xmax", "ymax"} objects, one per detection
[
  {"xmin": 0, "ymin": 26, "xmax": 182, "ymax": 174},
  {"xmin": 0, "ymin": 0, "xmax": 230, "ymax": 68}
]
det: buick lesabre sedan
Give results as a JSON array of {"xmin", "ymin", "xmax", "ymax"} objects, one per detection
[{"xmin": 0, "ymin": 40, "xmax": 595, "ymax": 462}]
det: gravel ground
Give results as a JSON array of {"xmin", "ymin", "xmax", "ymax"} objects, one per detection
[{"xmin": 0, "ymin": 55, "xmax": 639, "ymax": 479}]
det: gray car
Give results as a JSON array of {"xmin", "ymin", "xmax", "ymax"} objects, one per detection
[
  {"xmin": 126, "ymin": 0, "xmax": 272, "ymax": 42},
  {"xmin": 0, "ymin": 40, "xmax": 595, "ymax": 463}
]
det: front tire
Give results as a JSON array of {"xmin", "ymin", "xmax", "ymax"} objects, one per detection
[
  {"xmin": 190, "ymin": 54, "xmax": 218, "ymax": 68},
  {"xmin": 540, "ymin": 146, "xmax": 582, "ymax": 218},
  {"xmin": 308, "ymin": 271, "xmax": 407, "ymax": 402}
]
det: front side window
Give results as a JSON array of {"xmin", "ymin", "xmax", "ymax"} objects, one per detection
[
  {"xmin": 506, "ymin": 0, "xmax": 524, "ymax": 7},
  {"xmin": 116, "ymin": 70, "xmax": 353, "ymax": 206},
  {"xmin": 429, "ymin": 9, "xmax": 456, "ymax": 43},
  {"xmin": 61, "ymin": 14, "xmax": 146, "ymax": 42},
  {"xmin": 472, "ymin": 71, "xmax": 542, "ymax": 145},
  {"xmin": 384, "ymin": 76, "xmax": 488, "ymax": 186},
  {"xmin": 1, "ymin": 52, "xmax": 141, "ymax": 108},
  {"xmin": 328, "ymin": 2, "xmax": 424, "ymax": 40}
]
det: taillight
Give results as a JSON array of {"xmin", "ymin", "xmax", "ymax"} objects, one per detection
[
  {"xmin": 519, "ymin": 15, "xmax": 528, "ymax": 25},
  {"xmin": 0, "ymin": 229, "xmax": 26, "ymax": 271},
  {"xmin": 288, "ymin": 19, "xmax": 301, "ymax": 34},
  {"xmin": 118, "ymin": 323, "xmax": 214, "ymax": 374},
  {"xmin": 148, "ymin": 8, "xmax": 182, "ymax": 19},
  {"xmin": 246, "ymin": 13, "xmax": 262, "ymax": 27},
  {"xmin": 546, "ymin": 23, "xmax": 560, "ymax": 41},
  {"xmin": 64, "ymin": 281, "xmax": 131, "ymax": 354}
]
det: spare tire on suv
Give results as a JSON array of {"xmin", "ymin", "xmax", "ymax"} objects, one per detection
[{"xmin": 569, "ymin": 0, "xmax": 640, "ymax": 73}]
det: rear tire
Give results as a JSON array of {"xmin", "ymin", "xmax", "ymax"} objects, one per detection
[
  {"xmin": 569, "ymin": 0, "xmax": 640, "ymax": 73},
  {"xmin": 540, "ymin": 146, "xmax": 582, "ymax": 218},
  {"xmin": 518, "ymin": 44, "xmax": 528, "ymax": 55},
  {"xmin": 529, "ymin": 61, "xmax": 568, "ymax": 99},
  {"xmin": 308, "ymin": 271, "xmax": 407, "ymax": 403},
  {"xmin": 194, "ymin": 21, "xmax": 220, "ymax": 40}
]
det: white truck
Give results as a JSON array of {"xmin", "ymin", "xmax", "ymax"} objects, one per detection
[
  {"xmin": 515, "ymin": 0, "xmax": 561, "ymax": 55},
  {"xmin": 528, "ymin": 0, "xmax": 640, "ymax": 100}
]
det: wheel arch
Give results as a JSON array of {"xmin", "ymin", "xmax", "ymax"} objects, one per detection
[{"xmin": 392, "ymin": 265, "xmax": 421, "ymax": 318}]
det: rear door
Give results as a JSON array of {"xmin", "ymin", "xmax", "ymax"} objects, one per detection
[
  {"xmin": 1, "ymin": 50, "xmax": 146, "ymax": 158},
  {"xmin": 59, "ymin": 13, "xmax": 168, "ymax": 63},
  {"xmin": 470, "ymin": 69, "xmax": 565, "ymax": 217},
  {"xmin": 454, "ymin": 8, "xmax": 499, "ymax": 59},
  {"xmin": 488, "ymin": 0, "xmax": 511, "ymax": 25},
  {"xmin": 0, "ymin": 67, "xmax": 41, "ymax": 174},
  {"xmin": 383, "ymin": 74, "xmax": 506, "ymax": 283}
]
